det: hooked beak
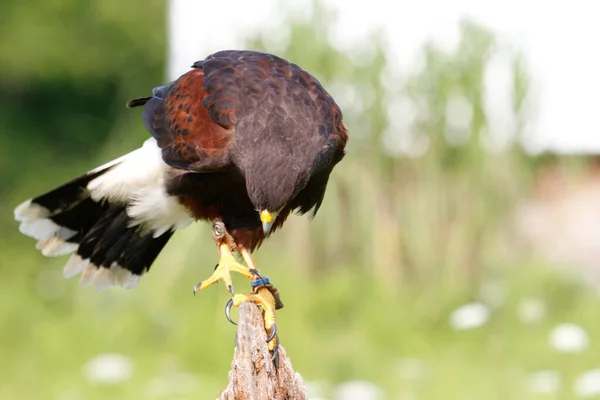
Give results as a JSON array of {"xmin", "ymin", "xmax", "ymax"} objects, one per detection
[{"xmin": 260, "ymin": 210, "xmax": 278, "ymax": 237}]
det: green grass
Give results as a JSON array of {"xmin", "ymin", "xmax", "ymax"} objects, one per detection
[
  {"xmin": 1, "ymin": 225, "xmax": 599, "ymax": 399},
  {"xmin": 1, "ymin": 3, "xmax": 596, "ymax": 399}
]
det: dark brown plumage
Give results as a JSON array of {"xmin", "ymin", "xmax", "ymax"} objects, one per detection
[
  {"xmin": 141, "ymin": 50, "xmax": 348, "ymax": 251},
  {"xmin": 14, "ymin": 49, "xmax": 347, "ymax": 358},
  {"xmin": 15, "ymin": 49, "xmax": 347, "ymax": 295}
]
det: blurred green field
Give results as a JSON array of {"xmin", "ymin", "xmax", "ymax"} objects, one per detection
[
  {"xmin": 3, "ymin": 243, "xmax": 600, "ymax": 400},
  {"xmin": 1, "ymin": 1, "xmax": 599, "ymax": 399}
]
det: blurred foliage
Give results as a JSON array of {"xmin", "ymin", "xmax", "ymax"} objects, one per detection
[
  {"xmin": 0, "ymin": 0, "xmax": 165, "ymax": 203},
  {"xmin": 249, "ymin": 13, "xmax": 534, "ymax": 289},
  {"xmin": 1, "ymin": 1, "xmax": 599, "ymax": 400}
]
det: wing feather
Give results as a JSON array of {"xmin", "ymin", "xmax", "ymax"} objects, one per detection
[{"xmin": 142, "ymin": 70, "xmax": 234, "ymax": 172}]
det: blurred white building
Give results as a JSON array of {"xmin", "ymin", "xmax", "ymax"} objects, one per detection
[{"xmin": 169, "ymin": 0, "xmax": 600, "ymax": 155}]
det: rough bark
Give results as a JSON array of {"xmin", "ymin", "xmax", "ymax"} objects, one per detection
[{"xmin": 219, "ymin": 302, "xmax": 307, "ymax": 400}]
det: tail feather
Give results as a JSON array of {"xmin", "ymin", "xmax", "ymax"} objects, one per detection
[
  {"xmin": 14, "ymin": 138, "xmax": 193, "ymax": 290},
  {"xmin": 36, "ymin": 237, "xmax": 78, "ymax": 257},
  {"xmin": 14, "ymin": 158, "xmax": 122, "ymax": 223}
]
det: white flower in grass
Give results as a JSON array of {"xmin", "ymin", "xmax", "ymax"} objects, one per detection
[
  {"xmin": 82, "ymin": 353, "xmax": 133, "ymax": 384},
  {"xmin": 549, "ymin": 323, "xmax": 589, "ymax": 353},
  {"xmin": 517, "ymin": 297, "xmax": 547, "ymax": 324},
  {"xmin": 574, "ymin": 369, "xmax": 600, "ymax": 397},
  {"xmin": 333, "ymin": 381, "xmax": 384, "ymax": 400},
  {"xmin": 527, "ymin": 370, "xmax": 561, "ymax": 394},
  {"xmin": 449, "ymin": 302, "xmax": 490, "ymax": 330}
]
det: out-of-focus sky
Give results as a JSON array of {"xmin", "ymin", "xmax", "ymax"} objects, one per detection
[{"xmin": 168, "ymin": 0, "xmax": 600, "ymax": 154}]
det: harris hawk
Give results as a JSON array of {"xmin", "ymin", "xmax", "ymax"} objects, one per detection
[{"xmin": 13, "ymin": 50, "xmax": 348, "ymax": 359}]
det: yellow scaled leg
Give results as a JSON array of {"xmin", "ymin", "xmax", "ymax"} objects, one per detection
[
  {"xmin": 193, "ymin": 243, "xmax": 255, "ymax": 295},
  {"xmin": 240, "ymin": 247, "xmax": 258, "ymax": 271},
  {"xmin": 197, "ymin": 220, "xmax": 284, "ymax": 366}
]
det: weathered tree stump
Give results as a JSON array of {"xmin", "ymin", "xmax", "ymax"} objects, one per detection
[{"xmin": 219, "ymin": 302, "xmax": 307, "ymax": 400}]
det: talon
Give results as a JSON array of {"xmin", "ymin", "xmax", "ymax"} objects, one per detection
[
  {"xmin": 196, "ymin": 234, "xmax": 282, "ymax": 361},
  {"xmin": 193, "ymin": 282, "xmax": 202, "ymax": 296},
  {"xmin": 194, "ymin": 243, "xmax": 255, "ymax": 295},
  {"xmin": 249, "ymin": 269, "xmax": 269, "ymax": 287},
  {"xmin": 249, "ymin": 268, "xmax": 261, "ymax": 278},
  {"xmin": 266, "ymin": 323, "xmax": 277, "ymax": 343},
  {"xmin": 225, "ymin": 298, "xmax": 237, "ymax": 325}
]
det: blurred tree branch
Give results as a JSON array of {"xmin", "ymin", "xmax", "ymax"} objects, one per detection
[{"xmin": 220, "ymin": 302, "xmax": 307, "ymax": 400}]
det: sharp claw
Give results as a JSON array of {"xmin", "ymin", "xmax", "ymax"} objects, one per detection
[
  {"xmin": 249, "ymin": 269, "xmax": 268, "ymax": 286},
  {"xmin": 227, "ymin": 284, "xmax": 234, "ymax": 295},
  {"xmin": 225, "ymin": 298, "xmax": 237, "ymax": 325},
  {"xmin": 266, "ymin": 323, "xmax": 277, "ymax": 343},
  {"xmin": 193, "ymin": 282, "xmax": 202, "ymax": 296},
  {"xmin": 249, "ymin": 268, "xmax": 260, "ymax": 277}
]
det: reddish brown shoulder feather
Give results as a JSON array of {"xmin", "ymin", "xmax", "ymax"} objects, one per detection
[{"xmin": 155, "ymin": 69, "xmax": 235, "ymax": 171}]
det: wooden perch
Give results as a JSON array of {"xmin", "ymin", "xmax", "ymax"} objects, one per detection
[{"xmin": 220, "ymin": 302, "xmax": 308, "ymax": 400}]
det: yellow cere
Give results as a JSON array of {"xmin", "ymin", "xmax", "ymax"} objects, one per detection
[{"xmin": 260, "ymin": 210, "xmax": 274, "ymax": 224}]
